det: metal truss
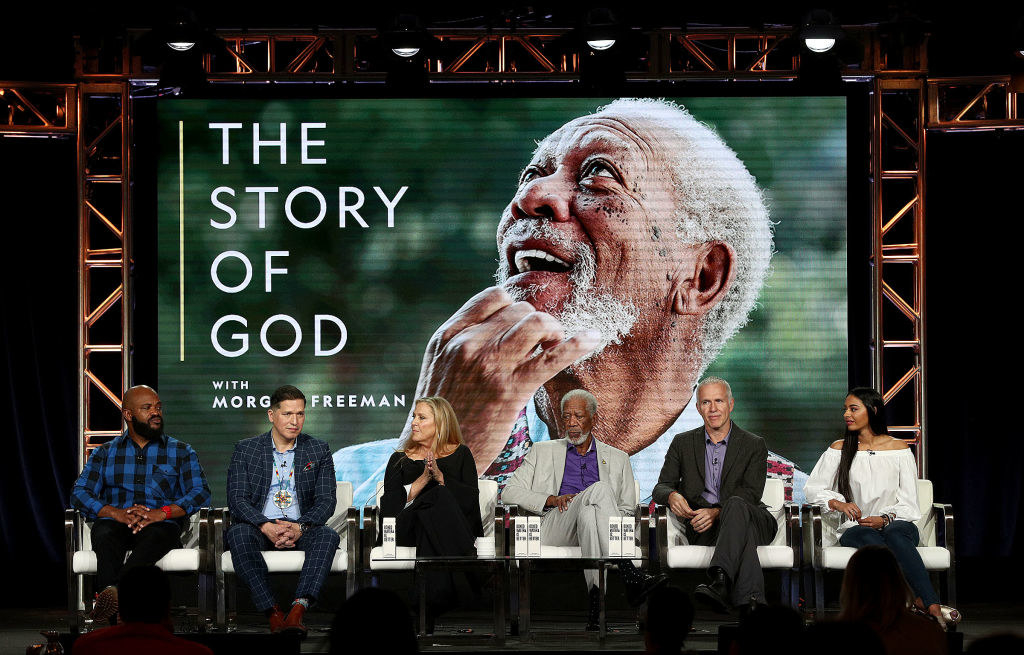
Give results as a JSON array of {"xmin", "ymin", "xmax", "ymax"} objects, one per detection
[
  {"xmin": 77, "ymin": 82, "xmax": 131, "ymax": 467},
  {"xmin": 871, "ymin": 76, "xmax": 929, "ymax": 475},
  {"xmin": 928, "ymin": 76, "xmax": 1023, "ymax": 129},
  {"xmin": 0, "ymin": 83, "xmax": 77, "ymax": 134}
]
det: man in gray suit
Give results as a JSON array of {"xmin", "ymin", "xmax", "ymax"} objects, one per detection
[
  {"xmin": 653, "ymin": 377, "xmax": 776, "ymax": 613},
  {"xmin": 502, "ymin": 389, "xmax": 667, "ymax": 630}
]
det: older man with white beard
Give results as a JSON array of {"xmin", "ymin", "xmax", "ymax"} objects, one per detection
[
  {"xmin": 501, "ymin": 389, "xmax": 667, "ymax": 630},
  {"xmin": 335, "ymin": 98, "xmax": 803, "ymax": 508}
]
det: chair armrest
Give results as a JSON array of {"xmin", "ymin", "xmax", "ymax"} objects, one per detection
[
  {"xmin": 637, "ymin": 504, "xmax": 651, "ymax": 561},
  {"xmin": 211, "ymin": 508, "xmax": 230, "ymax": 570},
  {"xmin": 65, "ymin": 508, "xmax": 81, "ymax": 576},
  {"xmin": 344, "ymin": 506, "xmax": 359, "ymax": 569},
  {"xmin": 196, "ymin": 508, "xmax": 212, "ymax": 570},
  {"xmin": 800, "ymin": 504, "xmax": 823, "ymax": 569},
  {"xmin": 493, "ymin": 504, "xmax": 506, "ymax": 557},
  {"xmin": 932, "ymin": 502, "xmax": 955, "ymax": 555},
  {"xmin": 783, "ymin": 503, "xmax": 800, "ymax": 549},
  {"xmin": 654, "ymin": 505, "xmax": 668, "ymax": 574},
  {"xmin": 362, "ymin": 505, "xmax": 378, "ymax": 567}
]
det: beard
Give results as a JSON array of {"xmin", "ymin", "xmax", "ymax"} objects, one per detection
[
  {"xmin": 132, "ymin": 415, "xmax": 164, "ymax": 440},
  {"xmin": 565, "ymin": 430, "xmax": 591, "ymax": 446},
  {"xmin": 496, "ymin": 236, "xmax": 638, "ymax": 366}
]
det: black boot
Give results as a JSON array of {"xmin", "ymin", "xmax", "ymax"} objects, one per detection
[
  {"xmin": 619, "ymin": 560, "xmax": 669, "ymax": 607},
  {"xmin": 694, "ymin": 566, "xmax": 731, "ymax": 614},
  {"xmin": 585, "ymin": 586, "xmax": 602, "ymax": 631}
]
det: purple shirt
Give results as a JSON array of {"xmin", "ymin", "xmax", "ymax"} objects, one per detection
[
  {"xmin": 701, "ymin": 427, "xmax": 731, "ymax": 505},
  {"xmin": 558, "ymin": 438, "xmax": 600, "ymax": 495}
]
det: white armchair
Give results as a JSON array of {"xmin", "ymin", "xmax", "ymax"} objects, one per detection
[
  {"xmin": 211, "ymin": 481, "xmax": 358, "ymax": 629},
  {"xmin": 65, "ymin": 507, "xmax": 213, "ymax": 632},
  {"xmin": 802, "ymin": 478, "xmax": 955, "ymax": 615},
  {"xmin": 361, "ymin": 478, "xmax": 505, "ymax": 637},
  {"xmin": 503, "ymin": 480, "xmax": 646, "ymax": 641},
  {"xmin": 654, "ymin": 478, "xmax": 800, "ymax": 607}
]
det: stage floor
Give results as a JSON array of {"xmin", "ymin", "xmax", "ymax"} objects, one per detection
[{"xmin": 3, "ymin": 603, "xmax": 1021, "ymax": 653}]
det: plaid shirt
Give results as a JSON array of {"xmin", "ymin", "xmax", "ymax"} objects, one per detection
[{"xmin": 71, "ymin": 432, "xmax": 211, "ymax": 520}]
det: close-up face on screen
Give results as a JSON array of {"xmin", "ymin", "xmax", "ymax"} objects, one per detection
[{"xmin": 155, "ymin": 96, "xmax": 848, "ymax": 505}]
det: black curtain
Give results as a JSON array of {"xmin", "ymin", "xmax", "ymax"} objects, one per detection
[
  {"xmin": 0, "ymin": 137, "xmax": 79, "ymax": 606},
  {"xmin": 925, "ymin": 129, "xmax": 1024, "ymax": 601}
]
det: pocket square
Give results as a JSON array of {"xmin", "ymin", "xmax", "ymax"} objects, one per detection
[{"xmin": 303, "ymin": 461, "xmax": 315, "ymax": 471}]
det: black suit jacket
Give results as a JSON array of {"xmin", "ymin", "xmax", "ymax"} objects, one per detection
[{"xmin": 652, "ymin": 422, "xmax": 768, "ymax": 510}]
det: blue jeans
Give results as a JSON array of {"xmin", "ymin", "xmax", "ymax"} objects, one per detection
[{"xmin": 839, "ymin": 520, "xmax": 940, "ymax": 607}]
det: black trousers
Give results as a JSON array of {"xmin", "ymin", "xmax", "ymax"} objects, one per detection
[
  {"xmin": 89, "ymin": 519, "xmax": 182, "ymax": 589},
  {"xmin": 395, "ymin": 485, "xmax": 476, "ymax": 613},
  {"xmin": 684, "ymin": 496, "xmax": 777, "ymax": 606}
]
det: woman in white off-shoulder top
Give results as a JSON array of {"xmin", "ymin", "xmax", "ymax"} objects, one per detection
[{"xmin": 803, "ymin": 387, "xmax": 959, "ymax": 629}]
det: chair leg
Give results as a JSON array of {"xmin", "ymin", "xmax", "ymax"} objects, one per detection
[
  {"xmin": 814, "ymin": 569, "xmax": 825, "ymax": 616},
  {"xmin": 215, "ymin": 568, "xmax": 226, "ymax": 629},
  {"xmin": 946, "ymin": 567, "xmax": 957, "ymax": 608},
  {"xmin": 226, "ymin": 575, "xmax": 237, "ymax": 631},
  {"xmin": 345, "ymin": 570, "xmax": 356, "ymax": 598},
  {"xmin": 198, "ymin": 572, "xmax": 210, "ymax": 632},
  {"xmin": 68, "ymin": 573, "xmax": 80, "ymax": 633}
]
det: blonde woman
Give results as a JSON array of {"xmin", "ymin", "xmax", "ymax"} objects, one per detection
[{"xmin": 380, "ymin": 397, "xmax": 482, "ymax": 626}]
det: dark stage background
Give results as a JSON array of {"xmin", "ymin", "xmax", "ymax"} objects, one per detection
[{"xmin": 1, "ymin": 111, "xmax": 1022, "ymax": 608}]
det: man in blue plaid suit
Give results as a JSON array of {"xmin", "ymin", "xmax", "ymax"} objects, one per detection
[
  {"xmin": 71, "ymin": 385, "xmax": 212, "ymax": 623},
  {"xmin": 226, "ymin": 385, "xmax": 338, "ymax": 636}
]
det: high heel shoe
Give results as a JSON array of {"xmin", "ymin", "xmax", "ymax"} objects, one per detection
[
  {"xmin": 935, "ymin": 604, "xmax": 961, "ymax": 629},
  {"xmin": 911, "ymin": 603, "xmax": 961, "ymax": 630}
]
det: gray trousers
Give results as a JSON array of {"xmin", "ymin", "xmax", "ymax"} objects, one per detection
[
  {"xmin": 672, "ymin": 495, "xmax": 777, "ymax": 606},
  {"xmin": 540, "ymin": 481, "xmax": 620, "ymax": 589}
]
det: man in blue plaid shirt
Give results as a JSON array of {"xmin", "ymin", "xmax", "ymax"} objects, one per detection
[{"xmin": 71, "ymin": 385, "xmax": 211, "ymax": 622}]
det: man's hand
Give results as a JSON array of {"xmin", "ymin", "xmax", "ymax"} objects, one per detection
[
  {"xmin": 102, "ymin": 506, "xmax": 141, "ymax": 527},
  {"xmin": 260, "ymin": 520, "xmax": 290, "ymax": 546},
  {"xmin": 272, "ymin": 520, "xmax": 302, "ymax": 548},
  {"xmin": 126, "ymin": 506, "xmax": 165, "ymax": 533},
  {"xmin": 546, "ymin": 494, "xmax": 576, "ymax": 512},
  {"xmin": 409, "ymin": 287, "xmax": 600, "ymax": 474},
  {"xmin": 857, "ymin": 516, "xmax": 885, "ymax": 530},
  {"xmin": 691, "ymin": 507, "xmax": 720, "ymax": 533},
  {"xmin": 667, "ymin": 492, "xmax": 696, "ymax": 519},
  {"xmin": 828, "ymin": 499, "xmax": 862, "ymax": 522}
]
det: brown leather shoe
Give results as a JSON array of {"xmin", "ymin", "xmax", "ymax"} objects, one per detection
[
  {"xmin": 281, "ymin": 603, "xmax": 308, "ymax": 637},
  {"xmin": 267, "ymin": 605, "xmax": 286, "ymax": 633},
  {"xmin": 90, "ymin": 586, "xmax": 119, "ymax": 623}
]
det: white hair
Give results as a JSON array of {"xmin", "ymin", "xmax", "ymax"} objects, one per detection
[
  {"xmin": 589, "ymin": 98, "xmax": 774, "ymax": 374},
  {"xmin": 560, "ymin": 388, "xmax": 598, "ymax": 416},
  {"xmin": 697, "ymin": 375, "xmax": 733, "ymax": 400}
]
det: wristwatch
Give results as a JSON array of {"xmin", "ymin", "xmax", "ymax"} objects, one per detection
[{"xmin": 160, "ymin": 505, "xmax": 173, "ymax": 520}]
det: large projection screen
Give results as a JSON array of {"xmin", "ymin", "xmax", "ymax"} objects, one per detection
[{"xmin": 156, "ymin": 97, "xmax": 848, "ymax": 506}]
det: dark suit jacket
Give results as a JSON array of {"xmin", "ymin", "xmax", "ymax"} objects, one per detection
[
  {"xmin": 652, "ymin": 422, "xmax": 768, "ymax": 510},
  {"xmin": 227, "ymin": 431, "xmax": 337, "ymax": 527}
]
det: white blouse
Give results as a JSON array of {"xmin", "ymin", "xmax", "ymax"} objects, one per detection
[{"xmin": 803, "ymin": 446, "xmax": 921, "ymax": 544}]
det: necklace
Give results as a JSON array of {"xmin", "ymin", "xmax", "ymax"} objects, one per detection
[{"xmin": 272, "ymin": 452, "xmax": 294, "ymax": 509}]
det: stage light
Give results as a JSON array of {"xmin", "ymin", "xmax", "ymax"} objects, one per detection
[
  {"xmin": 384, "ymin": 14, "xmax": 429, "ymax": 60},
  {"xmin": 164, "ymin": 17, "xmax": 201, "ymax": 53},
  {"xmin": 582, "ymin": 8, "xmax": 619, "ymax": 52},
  {"xmin": 804, "ymin": 38, "xmax": 836, "ymax": 54},
  {"xmin": 799, "ymin": 10, "xmax": 843, "ymax": 54}
]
